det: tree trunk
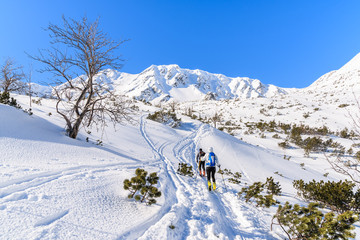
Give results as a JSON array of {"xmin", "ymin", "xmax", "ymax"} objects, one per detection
[
  {"xmin": 68, "ymin": 127, "xmax": 79, "ymax": 139},
  {"xmin": 68, "ymin": 117, "xmax": 83, "ymax": 139}
]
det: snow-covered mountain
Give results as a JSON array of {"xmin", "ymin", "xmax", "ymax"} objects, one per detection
[
  {"xmin": 30, "ymin": 82, "xmax": 53, "ymax": 97},
  {"xmin": 308, "ymin": 53, "xmax": 360, "ymax": 92},
  {"xmin": 31, "ymin": 52, "xmax": 360, "ymax": 106},
  {"xmin": 82, "ymin": 65, "xmax": 287, "ymax": 103},
  {"xmin": 301, "ymin": 53, "xmax": 360, "ymax": 103}
]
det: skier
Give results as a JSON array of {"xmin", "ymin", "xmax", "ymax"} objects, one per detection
[
  {"xmin": 196, "ymin": 148, "xmax": 206, "ymax": 176},
  {"xmin": 205, "ymin": 147, "xmax": 220, "ymax": 191}
]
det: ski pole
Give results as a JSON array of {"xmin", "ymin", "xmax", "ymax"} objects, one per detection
[{"xmin": 219, "ymin": 167, "xmax": 227, "ymax": 191}]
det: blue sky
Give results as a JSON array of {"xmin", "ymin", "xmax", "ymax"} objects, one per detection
[{"xmin": 1, "ymin": 0, "xmax": 360, "ymax": 88}]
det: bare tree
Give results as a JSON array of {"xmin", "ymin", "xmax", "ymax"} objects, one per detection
[
  {"xmin": 24, "ymin": 64, "xmax": 33, "ymax": 108},
  {"xmin": 211, "ymin": 112, "xmax": 221, "ymax": 129},
  {"xmin": 168, "ymin": 100, "xmax": 178, "ymax": 113},
  {"xmin": 0, "ymin": 57, "xmax": 25, "ymax": 94},
  {"xmin": 30, "ymin": 15, "xmax": 133, "ymax": 139},
  {"xmin": 325, "ymin": 154, "xmax": 360, "ymax": 185},
  {"xmin": 326, "ymin": 93, "xmax": 360, "ymax": 185}
]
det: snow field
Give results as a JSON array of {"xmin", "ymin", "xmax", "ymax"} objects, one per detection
[{"xmin": 2, "ymin": 91, "xmax": 360, "ymax": 239}]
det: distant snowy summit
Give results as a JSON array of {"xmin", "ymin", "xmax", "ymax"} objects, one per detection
[
  {"xmin": 97, "ymin": 64, "xmax": 287, "ymax": 103},
  {"xmin": 306, "ymin": 53, "xmax": 360, "ymax": 96},
  {"xmin": 29, "ymin": 52, "xmax": 360, "ymax": 103}
]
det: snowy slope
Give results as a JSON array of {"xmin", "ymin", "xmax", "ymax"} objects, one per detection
[
  {"xmin": 2, "ymin": 53, "xmax": 360, "ymax": 239},
  {"xmin": 30, "ymin": 83, "xmax": 52, "ymax": 97},
  {"xmin": 1, "ymin": 90, "xmax": 359, "ymax": 239},
  {"xmin": 1, "ymin": 101, "xmax": 277, "ymax": 239}
]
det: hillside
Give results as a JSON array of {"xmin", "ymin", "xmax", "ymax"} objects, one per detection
[{"xmin": 2, "ymin": 53, "xmax": 360, "ymax": 239}]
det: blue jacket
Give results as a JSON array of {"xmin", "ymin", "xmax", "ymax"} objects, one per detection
[{"xmin": 205, "ymin": 152, "xmax": 219, "ymax": 167}]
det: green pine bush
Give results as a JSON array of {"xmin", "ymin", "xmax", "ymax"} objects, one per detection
[
  {"xmin": 256, "ymin": 194, "xmax": 278, "ymax": 208},
  {"xmin": 271, "ymin": 202, "xmax": 357, "ymax": 240},
  {"xmin": 238, "ymin": 181, "xmax": 264, "ymax": 202},
  {"xmin": 0, "ymin": 92, "xmax": 21, "ymax": 109},
  {"xmin": 177, "ymin": 163, "xmax": 194, "ymax": 177},
  {"xmin": 265, "ymin": 177, "xmax": 282, "ymax": 195},
  {"xmin": 123, "ymin": 168, "xmax": 161, "ymax": 205},
  {"xmin": 228, "ymin": 171, "xmax": 242, "ymax": 184},
  {"xmin": 219, "ymin": 168, "xmax": 242, "ymax": 184},
  {"xmin": 147, "ymin": 110, "xmax": 181, "ymax": 128},
  {"xmin": 238, "ymin": 179, "xmax": 280, "ymax": 208},
  {"xmin": 293, "ymin": 179, "xmax": 360, "ymax": 213}
]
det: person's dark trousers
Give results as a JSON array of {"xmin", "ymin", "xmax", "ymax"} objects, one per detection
[{"xmin": 206, "ymin": 166, "xmax": 216, "ymax": 190}]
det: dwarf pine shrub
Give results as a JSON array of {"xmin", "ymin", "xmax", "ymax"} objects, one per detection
[
  {"xmin": 238, "ymin": 181, "xmax": 264, "ymax": 202},
  {"xmin": 228, "ymin": 171, "xmax": 242, "ymax": 184},
  {"xmin": 293, "ymin": 179, "xmax": 360, "ymax": 213},
  {"xmin": 265, "ymin": 177, "xmax": 281, "ymax": 195},
  {"xmin": 278, "ymin": 140, "xmax": 290, "ymax": 149},
  {"xmin": 271, "ymin": 202, "xmax": 357, "ymax": 240},
  {"xmin": 219, "ymin": 168, "xmax": 242, "ymax": 184},
  {"xmin": 147, "ymin": 110, "xmax": 181, "ymax": 128},
  {"xmin": 123, "ymin": 168, "xmax": 161, "ymax": 205},
  {"xmin": 177, "ymin": 163, "xmax": 194, "ymax": 177},
  {"xmin": 257, "ymin": 194, "xmax": 279, "ymax": 208},
  {"xmin": 238, "ymin": 177, "xmax": 281, "ymax": 208},
  {"xmin": 0, "ymin": 92, "xmax": 21, "ymax": 108}
]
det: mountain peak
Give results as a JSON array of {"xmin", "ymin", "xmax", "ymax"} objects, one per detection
[
  {"xmin": 337, "ymin": 52, "xmax": 360, "ymax": 74},
  {"xmin": 115, "ymin": 64, "xmax": 286, "ymax": 103},
  {"xmin": 146, "ymin": 64, "xmax": 180, "ymax": 71},
  {"xmin": 307, "ymin": 52, "xmax": 360, "ymax": 94}
]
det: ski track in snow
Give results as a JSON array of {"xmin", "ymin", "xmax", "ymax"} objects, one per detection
[
  {"xmin": 0, "ymin": 152, "xmax": 161, "ymax": 239},
  {"xmin": 122, "ymin": 116, "xmax": 279, "ymax": 240},
  {"xmin": 34, "ymin": 209, "xmax": 70, "ymax": 227},
  {"xmin": 0, "ymin": 162, "xmax": 146, "ymax": 204}
]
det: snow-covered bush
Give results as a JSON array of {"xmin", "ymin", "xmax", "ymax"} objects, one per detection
[
  {"xmin": 177, "ymin": 163, "xmax": 194, "ymax": 177},
  {"xmin": 123, "ymin": 168, "xmax": 162, "ymax": 205},
  {"xmin": 31, "ymin": 98, "xmax": 42, "ymax": 105},
  {"xmin": 302, "ymin": 136, "xmax": 326, "ymax": 156},
  {"xmin": 147, "ymin": 110, "xmax": 181, "ymax": 128}
]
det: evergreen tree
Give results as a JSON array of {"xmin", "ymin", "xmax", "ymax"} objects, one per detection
[
  {"xmin": 123, "ymin": 168, "xmax": 162, "ymax": 205},
  {"xmin": 238, "ymin": 180, "xmax": 279, "ymax": 208},
  {"xmin": 139, "ymin": 172, "xmax": 162, "ymax": 205},
  {"xmin": 228, "ymin": 171, "xmax": 242, "ymax": 184},
  {"xmin": 265, "ymin": 177, "xmax": 282, "ymax": 195},
  {"xmin": 293, "ymin": 179, "xmax": 359, "ymax": 213},
  {"xmin": 177, "ymin": 163, "xmax": 194, "ymax": 177},
  {"xmin": 123, "ymin": 168, "xmax": 147, "ymax": 199},
  {"xmin": 239, "ymin": 181, "xmax": 264, "ymax": 203},
  {"xmin": 0, "ymin": 92, "xmax": 21, "ymax": 108},
  {"xmin": 271, "ymin": 202, "xmax": 357, "ymax": 239}
]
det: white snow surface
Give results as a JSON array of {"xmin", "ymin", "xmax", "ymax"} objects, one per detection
[
  {"xmin": 0, "ymin": 98, "xmax": 283, "ymax": 239},
  {"xmin": 1, "ymin": 94, "xmax": 359, "ymax": 240},
  {"xmin": 2, "ymin": 53, "xmax": 360, "ymax": 239}
]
